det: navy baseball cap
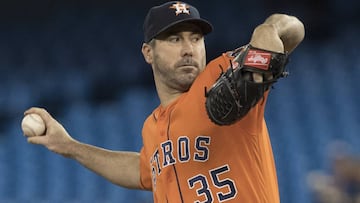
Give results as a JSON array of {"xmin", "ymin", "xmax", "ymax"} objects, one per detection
[{"xmin": 143, "ymin": 1, "xmax": 213, "ymax": 43}]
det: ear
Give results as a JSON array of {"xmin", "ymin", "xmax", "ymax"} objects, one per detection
[{"xmin": 142, "ymin": 43, "xmax": 153, "ymax": 64}]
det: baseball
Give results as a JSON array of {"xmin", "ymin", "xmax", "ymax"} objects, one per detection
[{"xmin": 21, "ymin": 113, "xmax": 46, "ymax": 137}]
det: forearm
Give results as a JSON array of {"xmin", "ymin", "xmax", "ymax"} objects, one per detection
[
  {"xmin": 68, "ymin": 141, "xmax": 141, "ymax": 189},
  {"xmin": 250, "ymin": 13, "xmax": 305, "ymax": 53},
  {"xmin": 24, "ymin": 107, "xmax": 143, "ymax": 190}
]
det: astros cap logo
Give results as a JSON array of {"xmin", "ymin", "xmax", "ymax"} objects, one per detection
[
  {"xmin": 169, "ymin": 2, "xmax": 190, "ymax": 16},
  {"xmin": 143, "ymin": 1, "xmax": 213, "ymax": 43}
]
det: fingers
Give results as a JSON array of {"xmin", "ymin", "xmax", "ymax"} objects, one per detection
[
  {"xmin": 24, "ymin": 107, "xmax": 53, "ymax": 125},
  {"xmin": 252, "ymin": 73, "xmax": 263, "ymax": 83},
  {"xmin": 27, "ymin": 135, "xmax": 47, "ymax": 145},
  {"xmin": 252, "ymin": 72, "xmax": 273, "ymax": 83}
]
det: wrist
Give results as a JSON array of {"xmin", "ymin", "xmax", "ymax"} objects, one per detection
[{"xmin": 62, "ymin": 139, "xmax": 82, "ymax": 159}]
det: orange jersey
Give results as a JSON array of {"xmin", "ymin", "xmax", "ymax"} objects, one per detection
[{"xmin": 139, "ymin": 51, "xmax": 280, "ymax": 203}]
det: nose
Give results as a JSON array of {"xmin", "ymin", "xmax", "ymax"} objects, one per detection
[{"xmin": 181, "ymin": 39, "xmax": 194, "ymax": 57}]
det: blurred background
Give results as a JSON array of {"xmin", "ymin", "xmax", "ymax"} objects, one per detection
[{"xmin": 0, "ymin": 0, "xmax": 359, "ymax": 202}]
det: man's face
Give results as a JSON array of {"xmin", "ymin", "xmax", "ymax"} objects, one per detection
[{"xmin": 149, "ymin": 23, "xmax": 207, "ymax": 92}]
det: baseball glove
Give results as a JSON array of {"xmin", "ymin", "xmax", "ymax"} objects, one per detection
[{"xmin": 205, "ymin": 44, "xmax": 289, "ymax": 125}]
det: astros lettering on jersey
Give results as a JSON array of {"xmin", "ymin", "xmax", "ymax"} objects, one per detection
[{"xmin": 139, "ymin": 50, "xmax": 280, "ymax": 203}]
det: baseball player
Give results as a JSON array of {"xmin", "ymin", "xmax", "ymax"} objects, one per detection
[{"xmin": 23, "ymin": 1, "xmax": 304, "ymax": 202}]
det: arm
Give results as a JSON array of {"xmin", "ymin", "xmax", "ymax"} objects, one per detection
[
  {"xmin": 205, "ymin": 14, "xmax": 305, "ymax": 125},
  {"xmin": 250, "ymin": 14, "xmax": 304, "ymax": 82},
  {"xmin": 66, "ymin": 143, "xmax": 141, "ymax": 189},
  {"xmin": 24, "ymin": 107, "xmax": 142, "ymax": 189},
  {"xmin": 250, "ymin": 13, "xmax": 305, "ymax": 53}
]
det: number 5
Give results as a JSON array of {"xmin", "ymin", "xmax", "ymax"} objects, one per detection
[{"xmin": 188, "ymin": 164, "xmax": 237, "ymax": 202}]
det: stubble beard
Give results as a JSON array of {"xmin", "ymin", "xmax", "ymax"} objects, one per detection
[{"xmin": 153, "ymin": 57, "xmax": 200, "ymax": 92}]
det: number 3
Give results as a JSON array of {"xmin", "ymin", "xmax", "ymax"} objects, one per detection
[{"xmin": 188, "ymin": 165, "xmax": 237, "ymax": 203}]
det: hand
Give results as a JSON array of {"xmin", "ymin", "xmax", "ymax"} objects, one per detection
[{"xmin": 24, "ymin": 107, "xmax": 78, "ymax": 158}]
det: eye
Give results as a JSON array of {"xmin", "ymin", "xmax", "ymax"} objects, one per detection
[
  {"xmin": 192, "ymin": 37, "xmax": 199, "ymax": 43},
  {"xmin": 191, "ymin": 34, "xmax": 203, "ymax": 43},
  {"xmin": 168, "ymin": 35, "xmax": 180, "ymax": 43}
]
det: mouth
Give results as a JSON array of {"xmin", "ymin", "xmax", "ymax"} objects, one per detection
[
  {"xmin": 176, "ymin": 58, "xmax": 199, "ymax": 69},
  {"xmin": 177, "ymin": 65, "xmax": 198, "ymax": 73},
  {"xmin": 179, "ymin": 64, "xmax": 196, "ymax": 68}
]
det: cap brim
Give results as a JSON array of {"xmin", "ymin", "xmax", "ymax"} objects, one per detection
[{"xmin": 152, "ymin": 18, "xmax": 213, "ymax": 41}]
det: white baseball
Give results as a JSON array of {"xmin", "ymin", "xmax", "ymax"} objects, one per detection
[{"xmin": 21, "ymin": 113, "xmax": 46, "ymax": 137}]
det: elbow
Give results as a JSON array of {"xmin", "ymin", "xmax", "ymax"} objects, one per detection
[
  {"xmin": 284, "ymin": 15, "xmax": 305, "ymax": 53},
  {"xmin": 289, "ymin": 15, "xmax": 305, "ymax": 43},
  {"xmin": 272, "ymin": 14, "xmax": 306, "ymax": 53}
]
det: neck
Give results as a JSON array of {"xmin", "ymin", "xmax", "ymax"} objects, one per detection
[{"xmin": 154, "ymin": 80, "xmax": 183, "ymax": 107}]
